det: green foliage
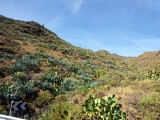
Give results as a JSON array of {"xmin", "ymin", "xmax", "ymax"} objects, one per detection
[
  {"xmin": 60, "ymin": 78, "xmax": 80, "ymax": 93},
  {"xmin": 145, "ymin": 66, "xmax": 160, "ymax": 80},
  {"xmin": 23, "ymin": 80, "xmax": 37, "ymax": 95},
  {"xmin": 40, "ymin": 71, "xmax": 62, "ymax": 84},
  {"xmin": 12, "ymin": 54, "xmax": 40, "ymax": 72},
  {"xmin": 77, "ymin": 70, "xmax": 93, "ymax": 82},
  {"xmin": 34, "ymin": 90, "xmax": 53, "ymax": 108},
  {"xmin": 0, "ymin": 82, "xmax": 23, "ymax": 104},
  {"xmin": 68, "ymin": 64, "xmax": 80, "ymax": 73},
  {"xmin": 84, "ymin": 80, "xmax": 100, "ymax": 88},
  {"xmin": 39, "ymin": 81, "xmax": 53, "ymax": 90},
  {"xmin": 37, "ymin": 42, "xmax": 56, "ymax": 50},
  {"xmin": 39, "ymin": 71, "xmax": 63, "ymax": 95},
  {"xmin": 39, "ymin": 102, "xmax": 81, "ymax": 120},
  {"xmin": 0, "ymin": 79, "xmax": 37, "ymax": 104},
  {"xmin": 38, "ymin": 52, "xmax": 50, "ymax": 58},
  {"xmin": 95, "ymin": 68, "xmax": 107, "ymax": 78},
  {"xmin": 82, "ymin": 95, "xmax": 126, "ymax": 120},
  {"xmin": 12, "ymin": 72, "xmax": 30, "ymax": 82},
  {"xmin": 0, "ymin": 53, "xmax": 13, "ymax": 59},
  {"xmin": 79, "ymin": 50, "xmax": 90, "ymax": 59},
  {"xmin": 47, "ymin": 57, "xmax": 61, "ymax": 66},
  {"xmin": 137, "ymin": 92, "xmax": 160, "ymax": 120},
  {"xmin": 0, "ymin": 106, "xmax": 7, "ymax": 115}
]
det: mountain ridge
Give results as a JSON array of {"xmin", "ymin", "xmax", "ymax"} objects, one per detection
[{"xmin": 0, "ymin": 15, "xmax": 160, "ymax": 120}]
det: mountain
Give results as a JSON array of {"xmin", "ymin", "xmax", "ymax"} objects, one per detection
[
  {"xmin": 0, "ymin": 16, "xmax": 160, "ymax": 120},
  {"xmin": 123, "ymin": 50, "xmax": 160, "ymax": 69}
]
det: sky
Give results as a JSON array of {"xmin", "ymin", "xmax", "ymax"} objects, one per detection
[{"xmin": 0, "ymin": 0, "xmax": 160, "ymax": 56}]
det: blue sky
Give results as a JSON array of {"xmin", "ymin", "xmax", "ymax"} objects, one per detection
[{"xmin": 0, "ymin": 0, "xmax": 160, "ymax": 56}]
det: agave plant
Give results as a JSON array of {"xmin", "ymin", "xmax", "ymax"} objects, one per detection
[
  {"xmin": 12, "ymin": 54, "xmax": 40, "ymax": 72},
  {"xmin": 60, "ymin": 78, "xmax": 79, "ymax": 93},
  {"xmin": 0, "ymin": 82, "xmax": 23, "ymax": 104},
  {"xmin": 39, "ymin": 71, "xmax": 63, "ymax": 95}
]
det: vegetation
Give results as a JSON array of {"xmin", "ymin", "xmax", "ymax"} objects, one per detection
[
  {"xmin": 12, "ymin": 54, "xmax": 40, "ymax": 72},
  {"xmin": 138, "ymin": 92, "xmax": 160, "ymax": 120},
  {"xmin": 82, "ymin": 95, "xmax": 126, "ymax": 120},
  {"xmin": 39, "ymin": 71, "xmax": 63, "ymax": 95},
  {"xmin": 0, "ymin": 16, "xmax": 159, "ymax": 119},
  {"xmin": 145, "ymin": 66, "xmax": 160, "ymax": 80}
]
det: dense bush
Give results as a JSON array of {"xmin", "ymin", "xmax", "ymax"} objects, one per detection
[
  {"xmin": 39, "ymin": 102, "xmax": 80, "ymax": 120},
  {"xmin": 46, "ymin": 57, "xmax": 61, "ymax": 66},
  {"xmin": 137, "ymin": 92, "xmax": 160, "ymax": 120},
  {"xmin": 39, "ymin": 71, "xmax": 63, "ymax": 95},
  {"xmin": 145, "ymin": 66, "xmax": 160, "ymax": 80},
  {"xmin": 23, "ymin": 80, "xmax": 37, "ymax": 95},
  {"xmin": 12, "ymin": 54, "xmax": 40, "ymax": 72},
  {"xmin": 0, "ymin": 82, "xmax": 23, "ymax": 104},
  {"xmin": 12, "ymin": 72, "xmax": 31, "ymax": 82},
  {"xmin": 68, "ymin": 65, "xmax": 80, "ymax": 73},
  {"xmin": 0, "ymin": 79, "xmax": 38, "ymax": 104},
  {"xmin": 82, "ymin": 95, "xmax": 126, "ymax": 120},
  {"xmin": 60, "ymin": 78, "xmax": 79, "ymax": 93}
]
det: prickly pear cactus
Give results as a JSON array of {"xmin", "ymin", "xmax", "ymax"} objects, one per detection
[{"xmin": 82, "ymin": 95, "xmax": 126, "ymax": 120}]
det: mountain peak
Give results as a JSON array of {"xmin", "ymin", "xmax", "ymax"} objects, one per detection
[{"xmin": 96, "ymin": 50, "xmax": 110, "ymax": 55}]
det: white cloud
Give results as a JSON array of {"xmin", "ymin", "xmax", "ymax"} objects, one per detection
[
  {"xmin": 72, "ymin": 0, "xmax": 83, "ymax": 13},
  {"xmin": 63, "ymin": 0, "xmax": 84, "ymax": 13}
]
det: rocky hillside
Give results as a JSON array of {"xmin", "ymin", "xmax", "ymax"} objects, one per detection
[
  {"xmin": 0, "ymin": 16, "xmax": 159, "ymax": 120},
  {"xmin": 126, "ymin": 51, "xmax": 160, "ymax": 69}
]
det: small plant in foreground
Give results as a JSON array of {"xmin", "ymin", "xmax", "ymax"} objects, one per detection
[
  {"xmin": 137, "ymin": 92, "xmax": 160, "ymax": 120},
  {"xmin": 82, "ymin": 95, "xmax": 126, "ymax": 120}
]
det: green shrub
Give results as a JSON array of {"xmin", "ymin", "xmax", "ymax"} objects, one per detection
[
  {"xmin": 48, "ymin": 43, "xmax": 56, "ymax": 50},
  {"xmin": 40, "ymin": 71, "xmax": 62, "ymax": 84},
  {"xmin": 39, "ymin": 71, "xmax": 63, "ymax": 95},
  {"xmin": 82, "ymin": 95, "xmax": 126, "ymax": 120},
  {"xmin": 38, "ymin": 52, "xmax": 49, "ymax": 58},
  {"xmin": 68, "ymin": 65, "xmax": 80, "ymax": 73},
  {"xmin": 12, "ymin": 72, "xmax": 30, "ymax": 82},
  {"xmin": 12, "ymin": 54, "xmax": 40, "ymax": 72},
  {"xmin": 0, "ymin": 53, "xmax": 13, "ymax": 59},
  {"xmin": 84, "ymin": 80, "xmax": 100, "ymax": 88},
  {"xmin": 137, "ymin": 92, "xmax": 160, "ymax": 120},
  {"xmin": 145, "ymin": 66, "xmax": 160, "ymax": 80},
  {"xmin": 77, "ymin": 70, "xmax": 93, "ymax": 82},
  {"xmin": 60, "ymin": 78, "xmax": 79, "ymax": 93},
  {"xmin": 34, "ymin": 90, "xmax": 53, "ymax": 108},
  {"xmin": 47, "ymin": 57, "xmax": 61, "ymax": 66},
  {"xmin": 0, "ymin": 106, "xmax": 7, "ymax": 115},
  {"xmin": 0, "ymin": 82, "xmax": 23, "ymax": 104},
  {"xmin": 95, "ymin": 68, "xmax": 107, "ymax": 78},
  {"xmin": 79, "ymin": 50, "xmax": 90, "ymax": 59},
  {"xmin": 39, "ymin": 102, "xmax": 81, "ymax": 120},
  {"xmin": 39, "ymin": 81, "xmax": 53, "ymax": 90},
  {"xmin": 23, "ymin": 80, "xmax": 37, "ymax": 95}
]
